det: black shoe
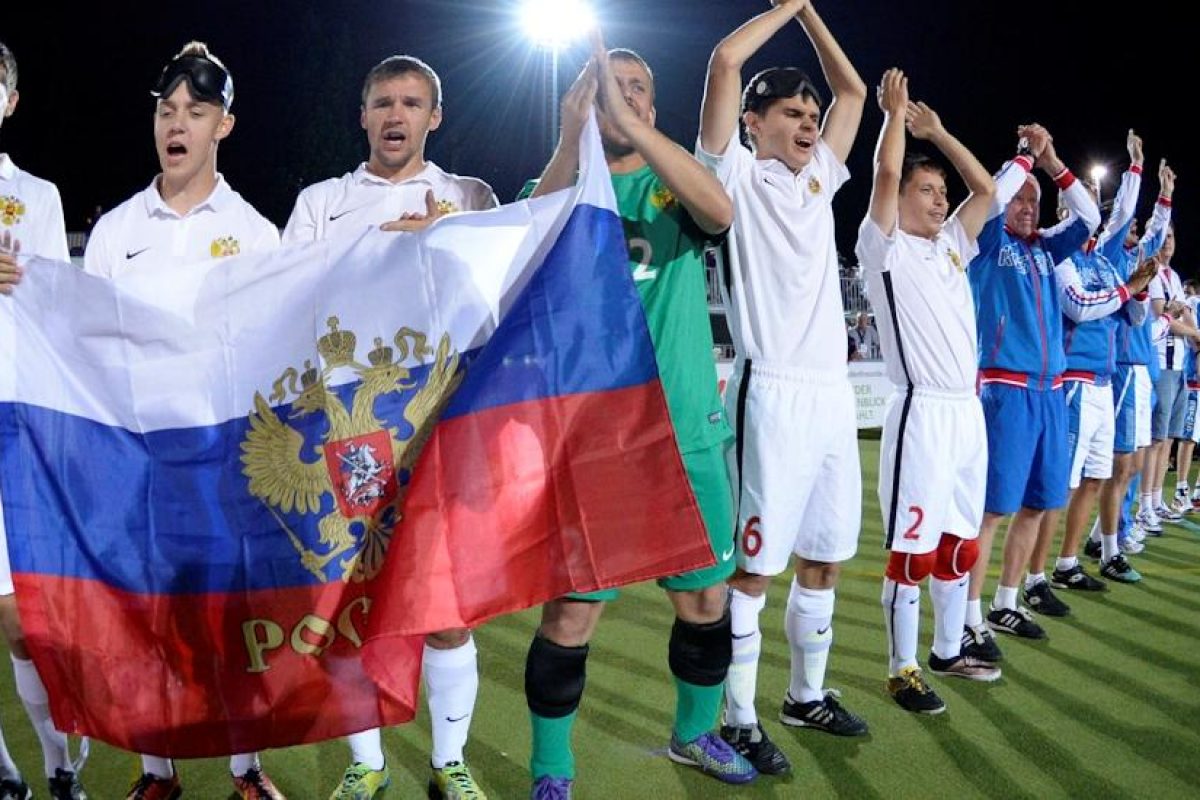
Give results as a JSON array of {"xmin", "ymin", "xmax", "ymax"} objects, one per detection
[
  {"xmin": 927, "ymin": 652, "xmax": 1002, "ymax": 682},
  {"xmin": 886, "ymin": 667, "xmax": 946, "ymax": 715},
  {"xmin": 1051, "ymin": 563, "xmax": 1106, "ymax": 591},
  {"xmin": 47, "ymin": 769, "xmax": 87, "ymax": 800},
  {"xmin": 1083, "ymin": 538, "xmax": 1102, "ymax": 559},
  {"xmin": 779, "ymin": 690, "xmax": 868, "ymax": 736},
  {"xmin": 0, "ymin": 776, "xmax": 31, "ymax": 800},
  {"xmin": 987, "ymin": 605, "xmax": 1047, "ymax": 639},
  {"xmin": 1023, "ymin": 581, "xmax": 1070, "ymax": 616},
  {"xmin": 960, "ymin": 624, "xmax": 1003, "ymax": 663},
  {"xmin": 719, "ymin": 722, "xmax": 792, "ymax": 775}
]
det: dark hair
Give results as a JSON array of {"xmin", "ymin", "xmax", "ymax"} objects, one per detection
[
  {"xmin": 362, "ymin": 55, "xmax": 441, "ymax": 108},
  {"xmin": 0, "ymin": 41, "xmax": 17, "ymax": 93},
  {"xmin": 900, "ymin": 153, "xmax": 946, "ymax": 191},
  {"xmin": 742, "ymin": 67, "xmax": 822, "ymax": 115}
]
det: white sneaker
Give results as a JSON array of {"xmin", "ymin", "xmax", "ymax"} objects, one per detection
[
  {"xmin": 1156, "ymin": 503, "xmax": 1182, "ymax": 522},
  {"xmin": 1171, "ymin": 493, "xmax": 1193, "ymax": 515},
  {"xmin": 1120, "ymin": 536, "xmax": 1146, "ymax": 555},
  {"xmin": 1135, "ymin": 509, "xmax": 1163, "ymax": 533},
  {"xmin": 1128, "ymin": 522, "xmax": 1147, "ymax": 543}
]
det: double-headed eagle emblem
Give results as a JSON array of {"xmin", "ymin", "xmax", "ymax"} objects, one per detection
[{"xmin": 240, "ymin": 316, "xmax": 462, "ymax": 583}]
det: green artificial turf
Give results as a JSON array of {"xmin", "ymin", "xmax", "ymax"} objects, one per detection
[{"xmin": 2, "ymin": 438, "xmax": 1196, "ymax": 798}]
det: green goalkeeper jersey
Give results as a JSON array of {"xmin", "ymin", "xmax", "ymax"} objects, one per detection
[{"xmin": 610, "ymin": 165, "xmax": 730, "ymax": 453}]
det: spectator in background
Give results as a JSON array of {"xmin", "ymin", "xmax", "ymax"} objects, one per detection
[{"xmin": 849, "ymin": 311, "xmax": 879, "ymax": 359}]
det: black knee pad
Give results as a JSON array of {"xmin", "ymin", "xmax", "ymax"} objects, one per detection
[
  {"xmin": 668, "ymin": 611, "xmax": 732, "ymax": 687},
  {"xmin": 525, "ymin": 634, "xmax": 589, "ymax": 718}
]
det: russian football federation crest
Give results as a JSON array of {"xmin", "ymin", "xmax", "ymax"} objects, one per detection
[
  {"xmin": 210, "ymin": 235, "xmax": 242, "ymax": 258},
  {"xmin": 436, "ymin": 198, "xmax": 459, "ymax": 215},
  {"xmin": 0, "ymin": 195, "xmax": 25, "ymax": 227},
  {"xmin": 948, "ymin": 249, "xmax": 964, "ymax": 272},
  {"xmin": 240, "ymin": 316, "xmax": 462, "ymax": 583},
  {"xmin": 807, "ymin": 176, "xmax": 822, "ymax": 195}
]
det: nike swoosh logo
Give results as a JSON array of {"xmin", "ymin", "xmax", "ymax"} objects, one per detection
[
  {"xmin": 816, "ymin": 626, "xmax": 831, "ymax": 635},
  {"xmin": 720, "ymin": 544, "xmax": 736, "ymax": 561},
  {"xmin": 445, "ymin": 714, "xmax": 469, "ymax": 723},
  {"xmin": 328, "ymin": 209, "xmax": 357, "ymax": 221},
  {"xmin": 125, "ymin": 247, "xmax": 150, "ymax": 260}
]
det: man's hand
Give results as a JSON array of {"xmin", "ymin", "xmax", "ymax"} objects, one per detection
[
  {"xmin": 380, "ymin": 189, "xmax": 443, "ymax": 233},
  {"xmin": 591, "ymin": 28, "xmax": 641, "ymax": 139},
  {"xmin": 1159, "ymin": 158, "xmax": 1176, "ymax": 199},
  {"xmin": 0, "ymin": 231, "xmax": 21, "ymax": 296},
  {"xmin": 876, "ymin": 67, "xmax": 906, "ymax": 116},
  {"xmin": 1128, "ymin": 257, "xmax": 1158, "ymax": 294},
  {"xmin": 1017, "ymin": 123, "xmax": 1050, "ymax": 160},
  {"xmin": 1127, "ymin": 128, "xmax": 1144, "ymax": 167},
  {"xmin": 905, "ymin": 100, "xmax": 944, "ymax": 142},
  {"xmin": 559, "ymin": 57, "xmax": 599, "ymax": 153}
]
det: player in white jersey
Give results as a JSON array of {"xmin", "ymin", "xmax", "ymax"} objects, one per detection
[
  {"xmin": 856, "ymin": 69, "xmax": 1001, "ymax": 715},
  {"xmin": 284, "ymin": 56, "xmax": 496, "ymax": 246},
  {"xmin": 284, "ymin": 55, "xmax": 494, "ymax": 800},
  {"xmin": 0, "ymin": 39, "xmax": 91, "ymax": 800},
  {"xmin": 697, "ymin": 0, "xmax": 870, "ymax": 758},
  {"xmin": 82, "ymin": 42, "xmax": 284, "ymax": 800},
  {"xmin": 1139, "ymin": 225, "xmax": 1199, "ymax": 531}
]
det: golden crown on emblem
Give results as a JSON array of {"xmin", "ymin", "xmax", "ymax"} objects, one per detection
[
  {"xmin": 368, "ymin": 336, "xmax": 394, "ymax": 367},
  {"xmin": 318, "ymin": 316, "xmax": 357, "ymax": 368}
]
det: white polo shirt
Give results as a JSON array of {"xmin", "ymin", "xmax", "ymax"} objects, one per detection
[
  {"xmin": 83, "ymin": 174, "xmax": 280, "ymax": 279},
  {"xmin": 0, "ymin": 153, "xmax": 70, "ymax": 261},
  {"xmin": 696, "ymin": 130, "xmax": 850, "ymax": 372},
  {"xmin": 1150, "ymin": 264, "xmax": 1186, "ymax": 371},
  {"xmin": 856, "ymin": 215, "xmax": 980, "ymax": 391},
  {"xmin": 282, "ymin": 161, "xmax": 498, "ymax": 244}
]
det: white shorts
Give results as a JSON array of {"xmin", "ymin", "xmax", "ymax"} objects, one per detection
[
  {"xmin": 1066, "ymin": 380, "xmax": 1115, "ymax": 488},
  {"xmin": 726, "ymin": 363, "xmax": 861, "ymax": 574},
  {"xmin": 878, "ymin": 387, "xmax": 985, "ymax": 555},
  {"xmin": 1135, "ymin": 366, "xmax": 1153, "ymax": 448},
  {"xmin": 0, "ymin": 491, "xmax": 12, "ymax": 596}
]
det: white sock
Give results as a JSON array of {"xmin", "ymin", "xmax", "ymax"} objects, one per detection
[
  {"xmin": 1101, "ymin": 532, "xmax": 1120, "ymax": 562},
  {"xmin": 229, "ymin": 753, "xmax": 259, "ymax": 777},
  {"xmin": 1088, "ymin": 517, "xmax": 1101, "ymax": 543},
  {"xmin": 140, "ymin": 755, "xmax": 174, "ymax": 779},
  {"xmin": 347, "ymin": 729, "xmax": 385, "ymax": 771},
  {"xmin": 1024, "ymin": 572, "xmax": 1046, "ymax": 591},
  {"xmin": 1141, "ymin": 492, "xmax": 1154, "ymax": 513},
  {"xmin": 929, "ymin": 576, "xmax": 969, "ymax": 660},
  {"xmin": 965, "ymin": 598, "xmax": 984, "ymax": 629},
  {"xmin": 784, "ymin": 580, "xmax": 834, "ymax": 704},
  {"xmin": 725, "ymin": 588, "xmax": 766, "ymax": 726},
  {"xmin": 0, "ymin": 717, "xmax": 20, "ymax": 782},
  {"xmin": 881, "ymin": 579, "xmax": 920, "ymax": 675},
  {"xmin": 425, "ymin": 637, "xmax": 478, "ymax": 768},
  {"xmin": 1055, "ymin": 556, "xmax": 1078, "ymax": 572},
  {"xmin": 993, "ymin": 585, "xmax": 1018, "ymax": 611},
  {"xmin": 1176, "ymin": 481, "xmax": 1188, "ymax": 492},
  {"xmin": 11, "ymin": 655, "xmax": 68, "ymax": 777},
  {"xmin": 1153, "ymin": 489, "xmax": 1163, "ymax": 508}
]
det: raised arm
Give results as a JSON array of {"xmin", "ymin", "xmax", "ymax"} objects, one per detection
[
  {"xmin": 796, "ymin": 2, "xmax": 867, "ymax": 162},
  {"xmin": 866, "ymin": 68, "xmax": 906, "ymax": 234},
  {"xmin": 528, "ymin": 59, "xmax": 599, "ymax": 198},
  {"xmin": 699, "ymin": 0, "xmax": 808, "ymax": 155},
  {"xmin": 1139, "ymin": 159, "xmax": 1176, "ymax": 259},
  {"xmin": 593, "ymin": 34, "xmax": 731, "ymax": 234},
  {"xmin": 906, "ymin": 101, "xmax": 995, "ymax": 240}
]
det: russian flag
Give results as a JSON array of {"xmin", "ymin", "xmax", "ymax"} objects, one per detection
[{"xmin": 0, "ymin": 116, "xmax": 713, "ymax": 757}]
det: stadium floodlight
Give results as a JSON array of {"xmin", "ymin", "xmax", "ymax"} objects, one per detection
[
  {"xmin": 520, "ymin": 0, "xmax": 595, "ymax": 50},
  {"xmin": 1089, "ymin": 164, "xmax": 1108, "ymax": 184}
]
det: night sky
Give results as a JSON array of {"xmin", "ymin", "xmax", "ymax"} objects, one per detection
[{"xmin": 2, "ymin": 0, "xmax": 1191, "ymax": 263}]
